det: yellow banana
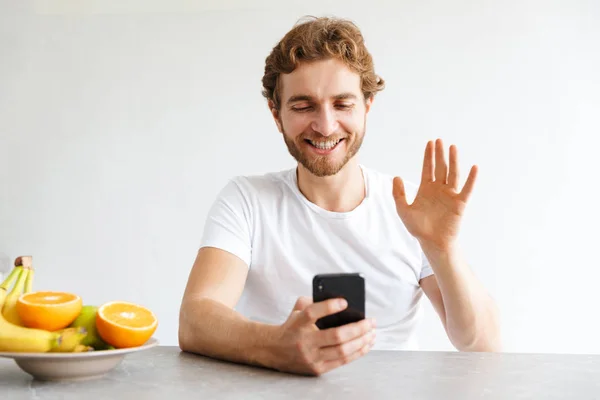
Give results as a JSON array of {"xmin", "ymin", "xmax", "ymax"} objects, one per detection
[
  {"xmin": 0, "ymin": 332, "xmax": 60, "ymax": 353},
  {"xmin": 24, "ymin": 266, "xmax": 34, "ymax": 293},
  {"xmin": 2, "ymin": 266, "xmax": 28, "ymax": 325},
  {"xmin": 73, "ymin": 344, "xmax": 94, "ymax": 352},
  {"xmin": 50, "ymin": 327, "xmax": 88, "ymax": 352},
  {"xmin": 21, "ymin": 256, "xmax": 34, "ymax": 294},
  {"xmin": 1, "ymin": 266, "xmax": 22, "ymax": 292},
  {"xmin": 0, "ymin": 265, "xmax": 63, "ymax": 353},
  {"xmin": 3, "ymin": 256, "xmax": 33, "ymax": 324}
]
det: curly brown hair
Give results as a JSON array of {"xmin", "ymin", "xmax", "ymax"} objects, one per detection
[{"xmin": 262, "ymin": 16, "xmax": 385, "ymax": 111}]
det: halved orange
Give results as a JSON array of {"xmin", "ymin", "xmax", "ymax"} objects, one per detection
[
  {"xmin": 96, "ymin": 301, "xmax": 157, "ymax": 348},
  {"xmin": 16, "ymin": 291, "xmax": 83, "ymax": 331}
]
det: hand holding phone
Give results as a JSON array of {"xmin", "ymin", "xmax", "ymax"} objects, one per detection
[
  {"xmin": 312, "ymin": 273, "xmax": 366, "ymax": 329},
  {"xmin": 268, "ymin": 281, "xmax": 375, "ymax": 376}
]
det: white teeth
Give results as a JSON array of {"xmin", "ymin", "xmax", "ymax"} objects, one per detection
[{"xmin": 309, "ymin": 139, "xmax": 341, "ymax": 150}]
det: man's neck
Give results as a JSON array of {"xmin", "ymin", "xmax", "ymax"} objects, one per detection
[{"xmin": 296, "ymin": 159, "xmax": 366, "ymax": 213}]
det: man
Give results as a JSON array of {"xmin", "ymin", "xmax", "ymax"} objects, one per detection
[{"xmin": 178, "ymin": 16, "xmax": 501, "ymax": 376}]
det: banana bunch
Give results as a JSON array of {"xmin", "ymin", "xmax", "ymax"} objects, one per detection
[{"xmin": 0, "ymin": 256, "xmax": 90, "ymax": 353}]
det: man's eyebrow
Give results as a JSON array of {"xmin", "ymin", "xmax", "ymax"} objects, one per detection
[
  {"xmin": 286, "ymin": 93, "xmax": 358, "ymax": 105},
  {"xmin": 332, "ymin": 93, "xmax": 358, "ymax": 101},
  {"xmin": 286, "ymin": 95, "xmax": 313, "ymax": 105}
]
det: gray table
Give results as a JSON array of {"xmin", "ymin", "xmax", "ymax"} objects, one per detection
[{"xmin": 1, "ymin": 346, "xmax": 599, "ymax": 399}]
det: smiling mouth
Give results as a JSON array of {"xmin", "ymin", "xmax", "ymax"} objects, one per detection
[{"xmin": 304, "ymin": 138, "xmax": 345, "ymax": 150}]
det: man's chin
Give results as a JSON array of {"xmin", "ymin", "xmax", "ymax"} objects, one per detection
[
  {"xmin": 299, "ymin": 158, "xmax": 349, "ymax": 177},
  {"xmin": 284, "ymin": 134, "xmax": 361, "ymax": 177}
]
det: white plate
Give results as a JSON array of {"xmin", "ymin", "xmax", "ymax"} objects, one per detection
[{"xmin": 0, "ymin": 337, "xmax": 159, "ymax": 381}]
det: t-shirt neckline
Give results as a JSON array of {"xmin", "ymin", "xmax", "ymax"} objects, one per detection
[{"xmin": 287, "ymin": 164, "xmax": 370, "ymax": 219}]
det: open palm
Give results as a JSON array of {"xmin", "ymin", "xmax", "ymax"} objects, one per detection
[{"xmin": 393, "ymin": 139, "xmax": 478, "ymax": 252}]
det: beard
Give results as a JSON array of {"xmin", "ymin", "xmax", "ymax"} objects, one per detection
[{"xmin": 281, "ymin": 122, "xmax": 366, "ymax": 177}]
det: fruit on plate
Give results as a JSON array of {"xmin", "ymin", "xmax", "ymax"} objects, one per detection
[
  {"xmin": 49, "ymin": 326, "xmax": 88, "ymax": 352},
  {"xmin": 73, "ymin": 344, "xmax": 94, "ymax": 352},
  {"xmin": 69, "ymin": 305, "xmax": 114, "ymax": 350},
  {"xmin": 0, "ymin": 257, "xmax": 87, "ymax": 353},
  {"xmin": 17, "ymin": 291, "xmax": 83, "ymax": 331},
  {"xmin": 96, "ymin": 301, "xmax": 158, "ymax": 348},
  {"xmin": 1, "ymin": 255, "xmax": 158, "ymax": 353},
  {"xmin": 1, "ymin": 264, "xmax": 28, "ymax": 325}
]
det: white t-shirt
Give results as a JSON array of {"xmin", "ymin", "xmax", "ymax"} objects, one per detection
[{"xmin": 199, "ymin": 164, "xmax": 434, "ymax": 350}]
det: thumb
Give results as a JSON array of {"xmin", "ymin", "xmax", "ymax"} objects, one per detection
[{"xmin": 393, "ymin": 177, "xmax": 409, "ymax": 213}]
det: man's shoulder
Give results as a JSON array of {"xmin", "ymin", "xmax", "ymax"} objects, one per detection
[{"xmin": 221, "ymin": 167, "xmax": 295, "ymax": 198}]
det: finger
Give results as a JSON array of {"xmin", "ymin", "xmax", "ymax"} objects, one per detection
[
  {"xmin": 317, "ymin": 318, "xmax": 375, "ymax": 347},
  {"xmin": 421, "ymin": 140, "xmax": 434, "ymax": 182},
  {"xmin": 392, "ymin": 177, "xmax": 408, "ymax": 216},
  {"xmin": 434, "ymin": 138, "xmax": 448, "ymax": 183},
  {"xmin": 292, "ymin": 296, "xmax": 313, "ymax": 313},
  {"xmin": 447, "ymin": 144, "xmax": 459, "ymax": 190},
  {"xmin": 300, "ymin": 298, "xmax": 347, "ymax": 325},
  {"xmin": 319, "ymin": 335, "xmax": 375, "ymax": 373},
  {"xmin": 458, "ymin": 165, "xmax": 478, "ymax": 202},
  {"xmin": 319, "ymin": 329, "xmax": 376, "ymax": 361}
]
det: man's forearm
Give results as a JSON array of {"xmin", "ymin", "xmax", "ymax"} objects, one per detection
[
  {"xmin": 178, "ymin": 297, "xmax": 279, "ymax": 368},
  {"xmin": 421, "ymin": 242, "xmax": 501, "ymax": 352}
]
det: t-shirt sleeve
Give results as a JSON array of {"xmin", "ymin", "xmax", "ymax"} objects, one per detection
[{"xmin": 199, "ymin": 178, "xmax": 253, "ymax": 267}]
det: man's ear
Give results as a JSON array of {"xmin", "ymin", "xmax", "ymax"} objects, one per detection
[
  {"xmin": 365, "ymin": 95, "xmax": 375, "ymax": 114},
  {"xmin": 268, "ymin": 100, "xmax": 283, "ymax": 133}
]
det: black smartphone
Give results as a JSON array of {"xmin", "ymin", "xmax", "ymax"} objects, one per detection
[{"xmin": 312, "ymin": 273, "xmax": 365, "ymax": 330}]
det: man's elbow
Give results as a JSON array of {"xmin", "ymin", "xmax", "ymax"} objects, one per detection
[
  {"xmin": 178, "ymin": 326, "xmax": 191, "ymax": 353},
  {"xmin": 178, "ymin": 304, "xmax": 195, "ymax": 353},
  {"xmin": 455, "ymin": 333, "xmax": 502, "ymax": 353},
  {"xmin": 453, "ymin": 305, "xmax": 502, "ymax": 352}
]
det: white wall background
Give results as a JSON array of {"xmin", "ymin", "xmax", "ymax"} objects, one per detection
[{"xmin": 1, "ymin": 0, "xmax": 599, "ymax": 354}]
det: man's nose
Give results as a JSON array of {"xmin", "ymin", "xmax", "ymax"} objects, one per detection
[{"xmin": 310, "ymin": 107, "xmax": 339, "ymax": 137}]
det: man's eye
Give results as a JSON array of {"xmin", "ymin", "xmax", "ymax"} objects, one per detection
[
  {"xmin": 292, "ymin": 106, "xmax": 312, "ymax": 112},
  {"xmin": 336, "ymin": 104, "xmax": 353, "ymax": 110}
]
